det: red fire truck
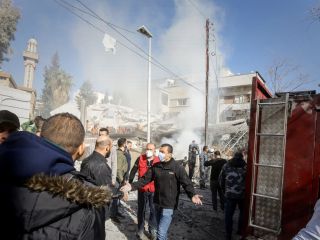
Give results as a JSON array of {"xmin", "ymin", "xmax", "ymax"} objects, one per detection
[{"xmin": 243, "ymin": 76, "xmax": 320, "ymax": 239}]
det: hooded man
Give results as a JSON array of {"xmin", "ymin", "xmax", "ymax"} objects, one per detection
[{"xmin": 0, "ymin": 113, "xmax": 111, "ymax": 239}]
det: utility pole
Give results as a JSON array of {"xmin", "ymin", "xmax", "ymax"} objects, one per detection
[{"xmin": 204, "ymin": 19, "xmax": 210, "ymax": 146}]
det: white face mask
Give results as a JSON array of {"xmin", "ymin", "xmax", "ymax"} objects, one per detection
[
  {"xmin": 146, "ymin": 150, "xmax": 153, "ymax": 158},
  {"xmin": 158, "ymin": 152, "xmax": 166, "ymax": 162}
]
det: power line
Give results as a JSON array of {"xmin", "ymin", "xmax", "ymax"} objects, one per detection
[
  {"xmin": 55, "ymin": 0, "xmax": 204, "ymax": 93},
  {"xmin": 54, "ymin": 0, "xmax": 170, "ymax": 71},
  {"xmin": 186, "ymin": 0, "xmax": 208, "ymax": 20},
  {"xmin": 58, "ymin": 0, "xmax": 137, "ymax": 35},
  {"xmin": 73, "ymin": 0, "xmax": 204, "ymax": 93}
]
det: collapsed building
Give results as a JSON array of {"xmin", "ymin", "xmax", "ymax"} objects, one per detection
[{"xmin": 50, "ymin": 72, "xmax": 268, "ymax": 159}]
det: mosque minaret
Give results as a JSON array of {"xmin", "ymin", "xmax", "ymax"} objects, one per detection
[{"xmin": 23, "ymin": 38, "xmax": 39, "ymax": 89}]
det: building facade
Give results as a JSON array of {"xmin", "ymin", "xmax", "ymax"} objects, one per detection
[
  {"xmin": 159, "ymin": 72, "xmax": 269, "ymax": 123},
  {"xmin": 0, "ymin": 38, "xmax": 39, "ymax": 124}
]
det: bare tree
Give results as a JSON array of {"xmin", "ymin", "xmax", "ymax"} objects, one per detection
[{"xmin": 267, "ymin": 59, "xmax": 310, "ymax": 93}]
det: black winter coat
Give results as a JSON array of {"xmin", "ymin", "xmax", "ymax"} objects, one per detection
[
  {"xmin": 0, "ymin": 132, "xmax": 110, "ymax": 240},
  {"xmin": 131, "ymin": 158, "xmax": 195, "ymax": 209},
  {"xmin": 0, "ymin": 172, "xmax": 108, "ymax": 240},
  {"xmin": 81, "ymin": 151, "xmax": 112, "ymax": 187}
]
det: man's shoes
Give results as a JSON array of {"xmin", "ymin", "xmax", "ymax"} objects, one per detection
[{"xmin": 110, "ymin": 216, "xmax": 122, "ymax": 224}]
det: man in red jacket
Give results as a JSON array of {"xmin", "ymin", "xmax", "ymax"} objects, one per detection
[{"xmin": 129, "ymin": 143, "xmax": 159, "ymax": 240}]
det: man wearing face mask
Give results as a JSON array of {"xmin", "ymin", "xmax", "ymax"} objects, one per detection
[
  {"xmin": 121, "ymin": 143, "xmax": 202, "ymax": 240},
  {"xmin": 129, "ymin": 143, "xmax": 159, "ymax": 240}
]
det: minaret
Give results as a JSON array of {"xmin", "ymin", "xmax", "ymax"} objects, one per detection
[{"xmin": 23, "ymin": 38, "xmax": 39, "ymax": 89}]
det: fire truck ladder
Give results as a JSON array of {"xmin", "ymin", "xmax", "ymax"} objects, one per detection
[{"xmin": 249, "ymin": 93, "xmax": 289, "ymax": 235}]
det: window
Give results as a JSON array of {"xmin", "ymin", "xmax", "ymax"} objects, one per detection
[
  {"xmin": 177, "ymin": 98, "xmax": 188, "ymax": 106},
  {"xmin": 222, "ymin": 96, "xmax": 234, "ymax": 104},
  {"xmin": 161, "ymin": 92, "xmax": 169, "ymax": 106},
  {"xmin": 234, "ymin": 95, "xmax": 245, "ymax": 104}
]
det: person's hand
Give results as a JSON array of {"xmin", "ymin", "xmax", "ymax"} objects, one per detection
[
  {"xmin": 122, "ymin": 191, "xmax": 129, "ymax": 201},
  {"xmin": 111, "ymin": 182, "xmax": 116, "ymax": 187},
  {"xmin": 192, "ymin": 194, "xmax": 203, "ymax": 205},
  {"xmin": 120, "ymin": 182, "xmax": 132, "ymax": 192}
]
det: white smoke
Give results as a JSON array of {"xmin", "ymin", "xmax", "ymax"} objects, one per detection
[{"xmin": 70, "ymin": 0, "xmax": 225, "ymax": 157}]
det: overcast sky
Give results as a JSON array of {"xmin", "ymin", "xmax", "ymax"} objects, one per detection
[{"xmin": 2, "ymin": 0, "xmax": 320, "ymax": 100}]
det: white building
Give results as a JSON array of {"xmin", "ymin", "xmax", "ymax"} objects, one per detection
[
  {"xmin": 158, "ymin": 72, "xmax": 269, "ymax": 123},
  {"xmin": 0, "ymin": 38, "xmax": 39, "ymax": 124},
  {"xmin": 0, "ymin": 71, "xmax": 36, "ymax": 124},
  {"xmin": 158, "ymin": 78, "xmax": 201, "ymax": 119}
]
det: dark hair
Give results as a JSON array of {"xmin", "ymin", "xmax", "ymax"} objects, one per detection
[
  {"xmin": 117, "ymin": 138, "xmax": 127, "ymax": 148},
  {"xmin": 203, "ymin": 145, "xmax": 208, "ymax": 151},
  {"xmin": 161, "ymin": 143, "xmax": 173, "ymax": 153},
  {"xmin": 34, "ymin": 116, "xmax": 46, "ymax": 132},
  {"xmin": 0, "ymin": 110, "xmax": 20, "ymax": 131},
  {"xmin": 0, "ymin": 122, "xmax": 18, "ymax": 133},
  {"xmin": 214, "ymin": 150, "xmax": 221, "ymax": 156},
  {"xmin": 234, "ymin": 151, "xmax": 243, "ymax": 159},
  {"xmin": 41, "ymin": 113, "xmax": 85, "ymax": 155},
  {"xmin": 99, "ymin": 127, "xmax": 109, "ymax": 135}
]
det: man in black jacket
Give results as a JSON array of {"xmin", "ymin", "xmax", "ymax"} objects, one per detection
[
  {"xmin": 0, "ymin": 113, "xmax": 111, "ymax": 240},
  {"xmin": 204, "ymin": 150, "xmax": 227, "ymax": 211},
  {"xmin": 121, "ymin": 143, "xmax": 202, "ymax": 240},
  {"xmin": 81, "ymin": 135, "xmax": 113, "ymax": 220},
  {"xmin": 81, "ymin": 135, "xmax": 113, "ymax": 187}
]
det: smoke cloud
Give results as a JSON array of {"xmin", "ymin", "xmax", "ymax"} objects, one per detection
[{"xmin": 71, "ymin": 0, "xmax": 224, "ymax": 158}]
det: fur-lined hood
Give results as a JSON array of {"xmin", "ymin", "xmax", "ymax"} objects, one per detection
[
  {"xmin": 26, "ymin": 174, "xmax": 112, "ymax": 208},
  {"xmin": 16, "ymin": 174, "xmax": 112, "ymax": 232}
]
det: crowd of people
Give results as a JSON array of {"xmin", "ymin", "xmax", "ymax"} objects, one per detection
[
  {"xmin": 0, "ymin": 110, "xmax": 248, "ymax": 240},
  {"xmin": 186, "ymin": 140, "xmax": 247, "ymax": 240},
  {"xmin": 6, "ymin": 109, "xmax": 313, "ymax": 239}
]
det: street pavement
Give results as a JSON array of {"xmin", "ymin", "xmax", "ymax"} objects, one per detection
[{"xmin": 105, "ymin": 186, "xmax": 243, "ymax": 240}]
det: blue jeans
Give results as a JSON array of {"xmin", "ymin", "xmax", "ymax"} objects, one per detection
[
  {"xmin": 137, "ymin": 191, "xmax": 157, "ymax": 233},
  {"xmin": 225, "ymin": 198, "xmax": 244, "ymax": 240},
  {"xmin": 155, "ymin": 205, "xmax": 174, "ymax": 240}
]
